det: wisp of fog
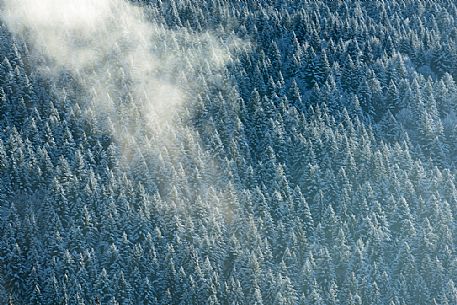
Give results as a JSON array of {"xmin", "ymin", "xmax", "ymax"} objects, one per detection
[{"xmin": 1, "ymin": 0, "xmax": 240, "ymax": 150}]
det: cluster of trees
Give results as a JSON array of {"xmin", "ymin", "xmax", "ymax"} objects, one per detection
[{"xmin": 2, "ymin": 0, "xmax": 457, "ymax": 304}]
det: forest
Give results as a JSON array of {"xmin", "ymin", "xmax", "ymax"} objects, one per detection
[{"xmin": 1, "ymin": 0, "xmax": 457, "ymax": 304}]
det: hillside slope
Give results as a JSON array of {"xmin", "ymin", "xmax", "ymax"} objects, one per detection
[{"xmin": 1, "ymin": 0, "xmax": 457, "ymax": 304}]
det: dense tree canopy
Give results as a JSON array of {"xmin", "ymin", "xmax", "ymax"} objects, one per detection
[{"xmin": 2, "ymin": 0, "xmax": 457, "ymax": 304}]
